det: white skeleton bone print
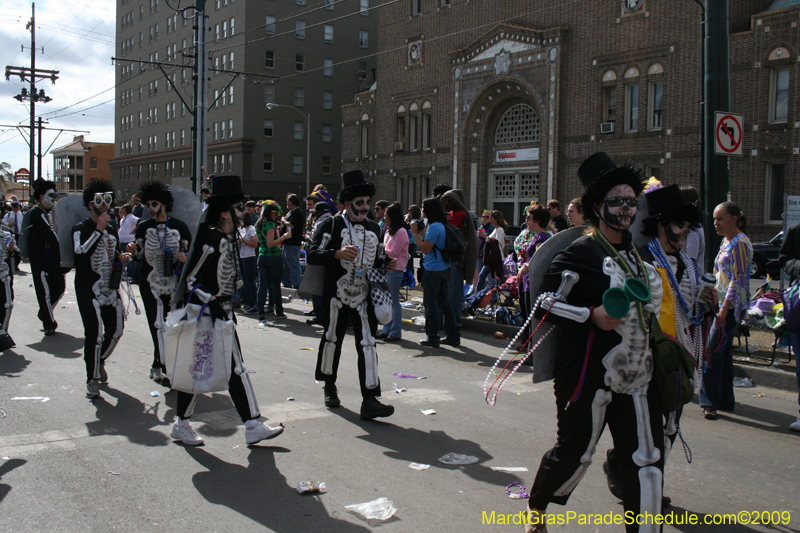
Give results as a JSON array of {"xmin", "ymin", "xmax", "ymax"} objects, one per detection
[{"xmin": 142, "ymin": 226, "xmax": 186, "ymax": 295}]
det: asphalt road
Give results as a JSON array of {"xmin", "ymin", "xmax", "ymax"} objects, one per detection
[{"xmin": 1, "ymin": 266, "xmax": 799, "ymax": 533}]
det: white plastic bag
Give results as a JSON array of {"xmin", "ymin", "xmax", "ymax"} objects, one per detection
[
  {"xmin": 164, "ymin": 303, "xmax": 234, "ymax": 394},
  {"xmin": 345, "ymin": 497, "xmax": 397, "ymax": 520}
]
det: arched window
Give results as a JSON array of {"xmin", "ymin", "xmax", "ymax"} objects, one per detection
[
  {"xmin": 361, "ymin": 113, "xmax": 369, "ymax": 158},
  {"xmin": 494, "ymin": 104, "xmax": 541, "ymax": 145},
  {"xmin": 422, "ymin": 101, "xmax": 432, "ymax": 150}
]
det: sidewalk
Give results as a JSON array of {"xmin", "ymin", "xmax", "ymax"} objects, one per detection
[{"xmin": 280, "ymin": 286, "xmax": 799, "ymax": 394}]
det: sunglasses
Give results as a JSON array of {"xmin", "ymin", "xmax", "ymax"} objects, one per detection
[
  {"xmin": 481, "ymin": 215, "xmax": 490, "ymax": 219},
  {"xmin": 93, "ymin": 193, "xmax": 113, "ymax": 207},
  {"xmin": 604, "ymin": 197, "xmax": 638, "ymax": 208}
]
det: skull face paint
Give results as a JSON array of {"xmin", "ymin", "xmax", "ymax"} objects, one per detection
[
  {"xmin": 595, "ymin": 184, "xmax": 637, "ymax": 232},
  {"xmin": 346, "ymin": 196, "xmax": 371, "ymax": 223},
  {"xmin": 91, "ymin": 192, "xmax": 113, "ymax": 215},
  {"xmin": 662, "ymin": 221, "xmax": 690, "ymax": 251},
  {"xmin": 147, "ymin": 200, "xmax": 165, "ymax": 221},
  {"xmin": 41, "ymin": 189, "xmax": 57, "ymax": 210}
]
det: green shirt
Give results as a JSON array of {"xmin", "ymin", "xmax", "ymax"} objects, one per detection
[{"xmin": 257, "ymin": 221, "xmax": 282, "ymax": 256}]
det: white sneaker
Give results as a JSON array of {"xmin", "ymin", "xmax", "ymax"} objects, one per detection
[
  {"xmin": 790, "ymin": 417, "xmax": 800, "ymax": 432},
  {"xmin": 86, "ymin": 380, "xmax": 101, "ymax": 399},
  {"xmin": 170, "ymin": 421, "xmax": 204, "ymax": 446},
  {"xmin": 245, "ymin": 422, "xmax": 284, "ymax": 445}
]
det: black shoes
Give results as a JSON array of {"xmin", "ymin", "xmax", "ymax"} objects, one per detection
[
  {"xmin": 324, "ymin": 384, "xmax": 340, "ymax": 408},
  {"xmin": 602, "ymin": 451, "xmax": 624, "ymax": 501},
  {"xmin": 360, "ymin": 397, "xmax": 394, "ymax": 420},
  {"xmin": 419, "ymin": 339, "xmax": 440, "ymax": 348},
  {"xmin": 442, "ymin": 337, "xmax": 461, "ymax": 347}
]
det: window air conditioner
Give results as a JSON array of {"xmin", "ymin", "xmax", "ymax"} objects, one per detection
[
  {"xmin": 395, "ymin": 141, "xmax": 405, "ymax": 151},
  {"xmin": 600, "ymin": 122, "xmax": 615, "ymax": 134}
]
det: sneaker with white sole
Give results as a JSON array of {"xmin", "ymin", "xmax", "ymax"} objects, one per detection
[
  {"xmin": 98, "ymin": 364, "xmax": 108, "ymax": 383},
  {"xmin": 150, "ymin": 366, "xmax": 165, "ymax": 382},
  {"xmin": 245, "ymin": 422, "xmax": 285, "ymax": 445},
  {"xmin": 170, "ymin": 421, "xmax": 204, "ymax": 445},
  {"xmin": 790, "ymin": 417, "xmax": 800, "ymax": 432},
  {"xmin": 86, "ymin": 380, "xmax": 101, "ymax": 399}
]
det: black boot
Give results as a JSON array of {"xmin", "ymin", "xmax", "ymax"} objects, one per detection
[
  {"xmin": 324, "ymin": 383, "xmax": 340, "ymax": 408},
  {"xmin": 360, "ymin": 397, "xmax": 394, "ymax": 420}
]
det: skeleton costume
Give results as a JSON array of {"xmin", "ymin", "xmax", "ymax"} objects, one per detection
[
  {"xmin": 526, "ymin": 153, "xmax": 664, "ymax": 533},
  {"xmin": 131, "ymin": 181, "xmax": 192, "ymax": 384},
  {"xmin": 72, "ymin": 180, "xmax": 126, "ymax": 397},
  {"xmin": 306, "ymin": 170, "xmax": 394, "ymax": 420},
  {"xmin": 169, "ymin": 176, "xmax": 283, "ymax": 446},
  {"xmin": 27, "ymin": 179, "xmax": 65, "ymax": 336},
  {"xmin": 0, "ymin": 223, "xmax": 16, "ymax": 350}
]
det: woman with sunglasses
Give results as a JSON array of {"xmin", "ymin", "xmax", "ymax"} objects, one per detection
[
  {"xmin": 523, "ymin": 153, "xmax": 664, "ymax": 532},
  {"xmin": 256, "ymin": 201, "xmax": 290, "ymax": 324},
  {"xmin": 475, "ymin": 210, "xmax": 495, "ymax": 290},
  {"xmin": 700, "ymin": 201, "xmax": 752, "ymax": 420},
  {"xmin": 478, "ymin": 210, "xmax": 508, "ymax": 290},
  {"xmin": 73, "ymin": 180, "xmax": 132, "ymax": 399},
  {"xmin": 169, "ymin": 176, "xmax": 285, "ymax": 446}
]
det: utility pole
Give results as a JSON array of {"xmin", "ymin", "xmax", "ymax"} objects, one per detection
[
  {"xmin": 5, "ymin": 2, "xmax": 57, "ymax": 195},
  {"xmin": 703, "ymin": 0, "xmax": 730, "ymax": 273},
  {"xmin": 37, "ymin": 117, "xmax": 47, "ymax": 180},
  {"xmin": 191, "ymin": 0, "xmax": 208, "ymax": 196}
]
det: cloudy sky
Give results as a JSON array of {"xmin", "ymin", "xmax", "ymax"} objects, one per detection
[{"xmin": 0, "ymin": 0, "xmax": 116, "ymax": 177}]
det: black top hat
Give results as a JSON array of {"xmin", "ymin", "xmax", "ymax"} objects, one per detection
[
  {"xmin": 643, "ymin": 183, "xmax": 702, "ymax": 228},
  {"xmin": 208, "ymin": 175, "xmax": 244, "ymax": 198},
  {"xmin": 33, "ymin": 178, "xmax": 56, "ymax": 200},
  {"xmin": 338, "ymin": 169, "xmax": 376, "ymax": 203},
  {"xmin": 579, "ymin": 152, "xmax": 621, "ymax": 189}
]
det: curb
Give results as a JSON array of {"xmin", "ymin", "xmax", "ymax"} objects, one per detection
[{"xmin": 281, "ymin": 287, "xmax": 798, "ymax": 393}]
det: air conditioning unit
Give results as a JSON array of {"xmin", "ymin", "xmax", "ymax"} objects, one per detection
[
  {"xmin": 600, "ymin": 122, "xmax": 615, "ymax": 134},
  {"xmin": 395, "ymin": 142, "xmax": 405, "ymax": 151}
]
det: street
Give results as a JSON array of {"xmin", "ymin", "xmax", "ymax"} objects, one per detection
[{"xmin": 0, "ymin": 266, "xmax": 799, "ymax": 533}]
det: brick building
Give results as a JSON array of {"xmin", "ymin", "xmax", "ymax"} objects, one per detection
[
  {"xmin": 52, "ymin": 135, "xmax": 115, "ymax": 194},
  {"xmin": 111, "ymin": 0, "xmax": 377, "ymax": 201},
  {"xmin": 342, "ymin": 0, "xmax": 799, "ymax": 240}
]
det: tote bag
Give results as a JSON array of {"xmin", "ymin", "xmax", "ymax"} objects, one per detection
[
  {"xmin": 164, "ymin": 303, "xmax": 235, "ymax": 394},
  {"xmin": 366, "ymin": 267, "xmax": 393, "ymax": 325}
]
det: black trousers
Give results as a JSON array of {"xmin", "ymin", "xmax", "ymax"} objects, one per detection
[
  {"xmin": 140, "ymin": 282, "xmax": 171, "ymax": 370},
  {"xmin": 529, "ymin": 369, "xmax": 664, "ymax": 533},
  {"xmin": 30, "ymin": 254, "xmax": 65, "ymax": 330},
  {"xmin": 315, "ymin": 299, "xmax": 381, "ymax": 399},
  {"xmin": 77, "ymin": 294, "xmax": 122, "ymax": 382},
  {"xmin": 176, "ymin": 332, "xmax": 260, "ymax": 423}
]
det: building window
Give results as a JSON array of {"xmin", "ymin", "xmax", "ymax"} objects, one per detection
[
  {"xmin": 360, "ymin": 0, "xmax": 369, "ymax": 14},
  {"xmin": 214, "ymin": 89, "xmax": 219, "ymax": 108},
  {"xmin": 264, "ymin": 119, "xmax": 274, "ymax": 137},
  {"xmin": 359, "ymin": 30, "xmax": 369, "ymax": 48},
  {"xmin": 324, "ymin": 25, "xmax": 334, "ymax": 43},
  {"xmin": 325, "ymin": 0, "xmax": 334, "ymax": 9},
  {"xmin": 296, "ymin": 0, "xmax": 305, "ymax": 4},
  {"xmin": 361, "ymin": 123, "xmax": 369, "ymax": 158},
  {"xmin": 771, "ymin": 68, "xmax": 790, "ymax": 123},
  {"xmin": 264, "ymin": 85, "xmax": 275, "ymax": 104},
  {"xmin": 625, "ymin": 85, "xmax": 639, "ymax": 132},
  {"xmin": 495, "ymin": 104, "xmax": 540, "ymax": 144},
  {"xmin": 648, "ymin": 81, "xmax": 663, "ymax": 130},
  {"xmin": 214, "ymin": 122, "xmax": 219, "ymax": 140},
  {"xmin": 296, "ymin": 20, "xmax": 305, "ymax": 39},
  {"xmin": 222, "ymin": 20, "xmax": 227, "ymax": 39},
  {"xmin": 324, "ymin": 58, "xmax": 333, "ymax": 76},
  {"xmin": 90, "ymin": 157, "xmax": 98, "ymax": 169},
  {"xmin": 229, "ymin": 86, "xmax": 233, "ymax": 104},
  {"xmin": 323, "ymin": 91, "xmax": 333, "ymax": 109},
  {"xmin": 263, "ymin": 153, "xmax": 273, "ymax": 172},
  {"xmin": 181, "ymin": 129, "xmax": 185, "ymax": 146},
  {"xmin": 229, "ymin": 51, "xmax": 234, "ymax": 69},
  {"xmin": 293, "ymin": 155, "xmax": 303, "ymax": 174},
  {"xmin": 227, "ymin": 153, "xmax": 233, "ymax": 172},
  {"xmin": 322, "ymin": 123, "xmax": 332, "ymax": 142},
  {"xmin": 295, "ymin": 54, "xmax": 305, "ymax": 72},
  {"xmin": 294, "ymin": 87, "xmax": 305, "ymax": 107},
  {"xmin": 322, "ymin": 156, "xmax": 332, "ymax": 174},
  {"xmin": 230, "ymin": 17, "xmax": 234, "ymax": 36},
  {"xmin": 212, "ymin": 155, "xmax": 218, "ymax": 173},
  {"xmin": 220, "ymin": 155, "xmax": 226, "ymax": 172},
  {"xmin": 294, "ymin": 121, "xmax": 304, "ymax": 140},
  {"xmin": 410, "ymin": 115, "xmax": 418, "ymax": 151},
  {"xmin": 603, "ymin": 87, "xmax": 616, "ymax": 122},
  {"xmin": 265, "ymin": 50, "xmax": 275, "ymax": 69},
  {"xmin": 412, "ymin": 0, "xmax": 421, "ymax": 15},
  {"xmin": 395, "ymin": 116, "xmax": 405, "ymax": 145},
  {"xmin": 180, "ymin": 159, "xmax": 185, "ymax": 175},
  {"xmin": 265, "ymin": 15, "xmax": 276, "ymax": 34},
  {"xmin": 766, "ymin": 163, "xmax": 786, "ymax": 223},
  {"xmin": 228, "ymin": 119, "xmax": 233, "ymax": 136},
  {"xmin": 422, "ymin": 113, "xmax": 431, "ymax": 150}
]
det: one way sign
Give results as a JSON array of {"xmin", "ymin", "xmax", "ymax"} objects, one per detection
[{"xmin": 714, "ymin": 111, "xmax": 744, "ymax": 157}]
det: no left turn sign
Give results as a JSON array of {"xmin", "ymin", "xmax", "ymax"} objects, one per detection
[{"xmin": 715, "ymin": 112, "xmax": 744, "ymax": 156}]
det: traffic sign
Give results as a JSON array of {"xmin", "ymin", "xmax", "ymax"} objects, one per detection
[{"xmin": 714, "ymin": 112, "xmax": 744, "ymax": 156}]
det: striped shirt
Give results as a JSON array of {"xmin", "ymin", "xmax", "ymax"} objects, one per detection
[
  {"xmin": 257, "ymin": 221, "xmax": 282, "ymax": 257},
  {"xmin": 713, "ymin": 233, "xmax": 753, "ymax": 320}
]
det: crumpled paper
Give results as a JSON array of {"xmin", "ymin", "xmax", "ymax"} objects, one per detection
[
  {"xmin": 408, "ymin": 462, "xmax": 430, "ymax": 470},
  {"xmin": 297, "ymin": 481, "xmax": 326, "ymax": 494},
  {"xmin": 345, "ymin": 497, "xmax": 397, "ymax": 521},
  {"xmin": 438, "ymin": 452, "xmax": 479, "ymax": 465}
]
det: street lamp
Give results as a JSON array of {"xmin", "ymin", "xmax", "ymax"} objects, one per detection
[{"xmin": 265, "ymin": 103, "xmax": 311, "ymax": 197}]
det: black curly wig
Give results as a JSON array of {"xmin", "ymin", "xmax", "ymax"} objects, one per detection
[
  {"xmin": 82, "ymin": 179, "xmax": 115, "ymax": 208},
  {"xmin": 138, "ymin": 180, "xmax": 174, "ymax": 212}
]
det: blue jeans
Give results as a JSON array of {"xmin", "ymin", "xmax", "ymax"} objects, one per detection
[
  {"xmin": 239, "ymin": 256, "xmax": 257, "ymax": 308},
  {"xmin": 449, "ymin": 263, "xmax": 465, "ymax": 328},
  {"xmin": 790, "ymin": 334, "xmax": 800, "ymax": 415},
  {"xmin": 700, "ymin": 312, "xmax": 738, "ymax": 410},
  {"xmin": 423, "ymin": 267, "xmax": 459, "ymax": 344},
  {"xmin": 478, "ymin": 264, "xmax": 504, "ymax": 291},
  {"xmin": 257, "ymin": 255, "xmax": 283, "ymax": 318},
  {"xmin": 381, "ymin": 269, "xmax": 404, "ymax": 338},
  {"xmin": 281, "ymin": 244, "xmax": 302, "ymax": 289}
]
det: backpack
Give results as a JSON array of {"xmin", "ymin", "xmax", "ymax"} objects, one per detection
[{"xmin": 438, "ymin": 222, "xmax": 467, "ymax": 263}]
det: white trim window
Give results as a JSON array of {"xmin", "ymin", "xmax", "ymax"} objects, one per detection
[
  {"xmin": 770, "ymin": 68, "xmax": 789, "ymax": 123},
  {"xmin": 265, "ymin": 16, "xmax": 276, "ymax": 35},
  {"xmin": 359, "ymin": 30, "xmax": 369, "ymax": 48},
  {"xmin": 293, "ymin": 155, "xmax": 304, "ymax": 174},
  {"xmin": 648, "ymin": 81, "xmax": 663, "ymax": 130},
  {"xmin": 264, "ymin": 119, "xmax": 274, "ymax": 137},
  {"xmin": 625, "ymin": 84, "xmax": 639, "ymax": 132},
  {"xmin": 296, "ymin": 20, "xmax": 305, "ymax": 39},
  {"xmin": 324, "ymin": 25, "xmax": 334, "ymax": 43},
  {"xmin": 294, "ymin": 121, "xmax": 304, "ymax": 141}
]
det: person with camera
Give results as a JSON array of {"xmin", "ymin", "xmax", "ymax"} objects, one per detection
[{"xmin": 73, "ymin": 180, "xmax": 132, "ymax": 399}]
